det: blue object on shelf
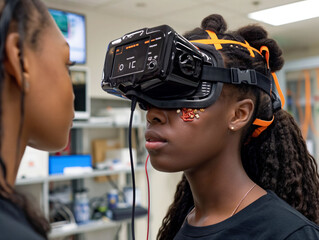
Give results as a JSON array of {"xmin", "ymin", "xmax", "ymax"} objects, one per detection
[{"xmin": 49, "ymin": 155, "xmax": 92, "ymax": 175}]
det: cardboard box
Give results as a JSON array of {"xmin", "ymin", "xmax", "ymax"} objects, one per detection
[{"xmin": 91, "ymin": 139, "xmax": 121, "ymax": 182}]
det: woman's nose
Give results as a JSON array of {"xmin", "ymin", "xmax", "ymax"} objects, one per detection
[{"xmin": 146, "ymin": 108, "xmax": 168, "ymax": 125}]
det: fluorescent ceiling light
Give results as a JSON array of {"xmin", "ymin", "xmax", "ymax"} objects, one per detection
[{"xmin": 248, "ymin": 0, "xmax": 319, "ymax": 26}]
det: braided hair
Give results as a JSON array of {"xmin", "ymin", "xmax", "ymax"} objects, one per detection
[
  {"xmin": 0, "ymin": 0, "xmax": 51, "ymax": 238},
  {"xmin": 157, "ymin": 14, "xmax": 319, "ymax": 240}
]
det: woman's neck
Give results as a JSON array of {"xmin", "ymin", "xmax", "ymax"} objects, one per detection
[
  {"xmin": 185, "ymin": 149, "xmax": 266, "ymax": 226},
  {"xmin": 1, "ymin": 78, "xmax": 28, "ymax": 189},
  {"xmin": 1, "ymin": 137, "xmax": 26, "ymax": 188}
]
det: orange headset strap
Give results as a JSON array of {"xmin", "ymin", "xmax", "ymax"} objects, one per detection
[
  {"xmin": 190, "ymin": 30, "xmax": 262, "ymax": 58},
  {"xmin": 191, "ymin": 38, "xmax": 262, "ymax": 57},
  {"xmin": 252, "ymin": 116, "xmax": 275, "ymax": 138},
  {"xmin": 205, "ymin": 30, "xmax": 222, "ymax": 50},
  {"xmin": 190, "ymin": 31, "xmax": 284, "ymax": 138},
  {"xmin": 245, "ymin": 40, "xmax": 255, "ymax": 57}
]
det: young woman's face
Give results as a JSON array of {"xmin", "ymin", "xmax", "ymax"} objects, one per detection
[
  {"xmin": 24, "ymin": 18, "xmax": 74, "ymax": 151},
  {"xmin": 145, "ymin": 89, "xmax": 236, "ymax": 172}
]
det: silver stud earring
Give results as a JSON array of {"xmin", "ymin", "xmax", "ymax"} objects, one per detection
[{"xmin": 230, "ymin": 126, "xmax": 235, "ymax": 130}]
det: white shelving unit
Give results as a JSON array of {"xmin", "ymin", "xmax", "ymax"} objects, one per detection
[
  {"xmin": 72, "ymin": 121, "xmax": 144, "ymax": 129},
  {"xmin": 15, "ymin": 117, "xmax": 147, "ymax": 239},
  {"xmin": 16, "ymin": 165, "xmax": 145, "ymax": 239},
  {"xmin": 16, "ymin": 165, "xmax": 144, "ymax": 185},
  {"xmin": 49, "ymin": 219, "xmax": 127, "ymax": 238}
]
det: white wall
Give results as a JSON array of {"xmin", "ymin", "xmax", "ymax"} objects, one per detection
[{"xmin": 148, "ymin": 171, "xmax": 183, "ymax": 239}]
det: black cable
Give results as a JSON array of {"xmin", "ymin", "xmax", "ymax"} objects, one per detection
[{"xmin": 129, "ymin": 97, "xmax": 137, "ymax": 240}]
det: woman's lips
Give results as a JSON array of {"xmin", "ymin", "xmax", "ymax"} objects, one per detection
[
  {"xmin": 145, "ymin": 140, "xmax": 168, "ymax": 151},
  {"xmin": 145, "ymin": 131, "xmax": 168, "ymax": 151}
]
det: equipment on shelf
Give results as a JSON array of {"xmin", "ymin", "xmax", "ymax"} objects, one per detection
[
  {"xmin": 74, "ymin": 189, "xmax": 91, "ymax": 224},
  {"xmin": 49, "ymin": 201, "xmax": 76, "ymax": 228},
  {"xmin": 49, "ymin": 154, "xmax": 93, "ymax": 175},
  {"xmin": 107, "ymin": 205, "xmax": 147, "ymax": 221}
]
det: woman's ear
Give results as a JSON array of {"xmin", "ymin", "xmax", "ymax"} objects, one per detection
[
  {"xmin": 3, "ymin": 32, "xmax": 30, "ymax": 92},
  {"xmin": 229, "ymin": 99, "xmax": 254, "ymax": 131}
]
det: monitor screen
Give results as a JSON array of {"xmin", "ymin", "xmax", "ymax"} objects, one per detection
[
  {"xmin": 49, "ymin": 8, "xmax": 86, "ymax": 64},
  {"xmin": 69, "ymin": 66, "xmax": 90, "ymax": 119}
]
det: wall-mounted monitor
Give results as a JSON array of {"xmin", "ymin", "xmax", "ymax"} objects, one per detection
[
  {"xmin": 69, "ymin": 66, "xmax": 90, "ymax": 119},
  {"xmin": 49, "ymin": 8, "xmax": 86, "ymax": 64}
]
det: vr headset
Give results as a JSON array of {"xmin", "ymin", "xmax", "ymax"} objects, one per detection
[{"xmin": 101, "ymin": 25, "xmax": 282, "ymax": 111}]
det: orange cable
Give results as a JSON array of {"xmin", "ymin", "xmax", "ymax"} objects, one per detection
[
  {"xmin": 296, "ymin": 78, "xmax": 305, "ymax": 127},
  {"xmin": 296, "ymin": 77, "xmax": 305, "ymax": 126},
  {"xmin": 309, "ymin": 69, "xmax": 319, "ymax": 136},
  {"xmin": 260, "ymin": 46, "xmax": 270, "ymax": 69},
  {"xmin": 302, "ymin": 70, "xmax": 311, "ymax": 139}
]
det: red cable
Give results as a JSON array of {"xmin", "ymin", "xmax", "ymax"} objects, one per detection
[{"xmin": 145, "ymin": 154, "xmax": 150, "ymax": 240}]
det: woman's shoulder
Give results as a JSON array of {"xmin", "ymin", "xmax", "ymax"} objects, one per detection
[
  {"xmin": 284, "ymin": 225, "xmax": 319, "ymax": 240},
  {"xmin": 174, "ymin": 191, "xmax": 319, "ymax": 240},
  {"xmin": 264, "ymin": 190, "xmax": 318, "ymax": 225},
  {"xmin": 0, "ymin": 196, "xmax": 46, "ymax": 240},
  {"xmin": 245, "ymin": 190, "xmax": 319, "ymax": 239},
  {"xmin": 0, "ymin": 196, "xmax": 24, "ymax": 220}
]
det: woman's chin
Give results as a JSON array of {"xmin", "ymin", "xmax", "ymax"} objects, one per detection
[
  {"xmin": 150, "ymin": 157, "xmax": 182, "ymax": 173},
  {"xmin": 28, "ymin": 137, "xmax": 69, "ymax": 153}
]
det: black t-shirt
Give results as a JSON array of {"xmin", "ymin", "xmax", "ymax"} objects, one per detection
[
  {"xmin": 174, "ymin": 191, "xmax": 319, "ymax": 240},
  {"xmin": 0, "ymin": 197, "xmax": 46, "ymax": 240}
]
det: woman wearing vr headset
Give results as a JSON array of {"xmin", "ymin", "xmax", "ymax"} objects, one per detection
[
  {"xmin": 146, "ymin": 15, "xmax": 319, "ymax": 239},
  {"xmin": 0, "ymin": 0, "xmax": 74, "ymax": 239}
]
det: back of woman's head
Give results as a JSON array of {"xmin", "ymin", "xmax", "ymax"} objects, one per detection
[
  {"xmin": 0, "ymin": 0, "xmax": 52, "ymax": 173},
  {"xmin": 157, "ymin": 14, "xmax": 319, "ymax": 240},
  {"xmin": 184, "ymin": 14, "xmax": 284, "ymax": 143},
  {"xmin": 0, "ymin": 0, "xmax": 52, "ymax": 238},
  {"xmin": 0, "ymin": 0, "xmax": 51, "ymax": 47}
]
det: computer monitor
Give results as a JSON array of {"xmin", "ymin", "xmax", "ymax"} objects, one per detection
[
  {"xmin": 70, "ymin": 66, "xmax": 90, "ymax": 119},
  {"xmin": 49, "ymin": 8, "xmax": 86, "ymax": 64}
]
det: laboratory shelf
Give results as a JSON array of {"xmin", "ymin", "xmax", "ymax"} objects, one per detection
[{"xmin": 16, "ymin": 165, "xmax": 145, "ymax": 185}]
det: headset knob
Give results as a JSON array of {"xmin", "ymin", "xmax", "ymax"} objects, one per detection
[
  {"xmin": 179, "ymin": 53, "xmax": 195, "ymax": 76},
  {"xmin": 148, "ymin": 60, "xmax": 157, "ymax": 70}
]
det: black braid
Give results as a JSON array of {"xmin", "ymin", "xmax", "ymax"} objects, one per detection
[{"xmin": 242, "ymin": 109, "xmax": 319, "ymax": 223}]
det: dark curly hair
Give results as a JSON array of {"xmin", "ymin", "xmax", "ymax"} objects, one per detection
[
  {"xmin": 157, "ymin": 14, "xmax": 319, "ymax": 240},
  {"xmin": 0, "ymin": 0, "xmax": 51, "ymax": 238}
]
